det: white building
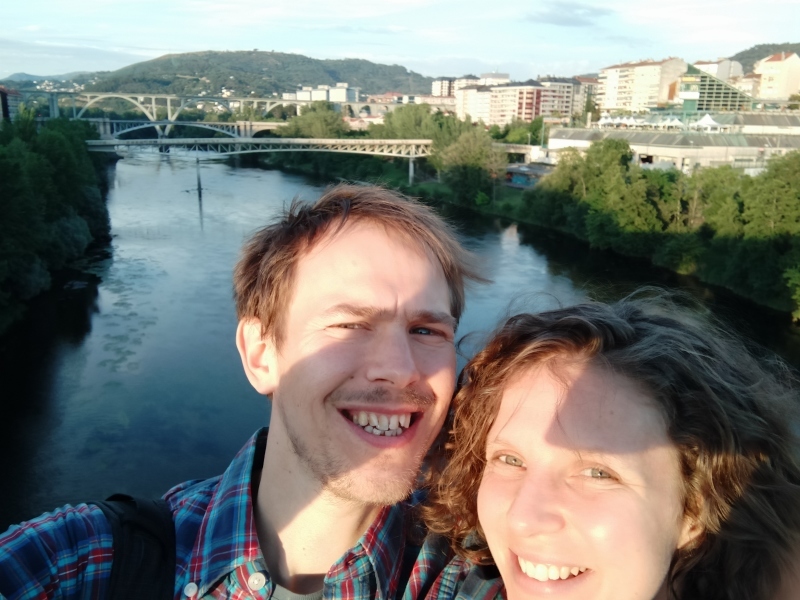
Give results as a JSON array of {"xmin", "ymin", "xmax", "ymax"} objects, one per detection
[
  {"xmin": 455, "ymin": 85, "xmax": 491, "ymax": 123},
  {"xmin": 480, "ymin": 72, "xmax": 511, "ymax": 86},
  {"xmin": 693, "ymin": 59, "xmax": 743, "ymax": 82},
  {"xmin": 598, "ymin": 58, "xmax": 687, "ymax": 112},
  {"xmin": 328, "ymin": 83, "xmax": 358, "ymax": 102},
  {"xmin": 454, "ymin": 75, "xmax": 481, "ymax": 92},
  {"xmin": 431, "ymin": 77, "xmax": 455, "ymax": 97},
  {"xmin": 754, "ymin": 52, "xmax": 800, "ymax": 100}
]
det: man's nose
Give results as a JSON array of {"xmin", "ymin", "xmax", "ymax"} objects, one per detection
[
  {"xmin": 507, "ymin": 470, "xmax": 567, "ymax": 537},
  {"xmin": 365, "ymin": 327, "xmax": 421, "ymax": 388}
]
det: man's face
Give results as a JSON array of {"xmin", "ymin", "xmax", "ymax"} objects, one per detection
[{"xmin": 263, "ymin": 221, "xmax": 456, "ymax": 504}]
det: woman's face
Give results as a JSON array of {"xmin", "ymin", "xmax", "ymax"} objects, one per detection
[{"xmin": 477, "ymin": 362, "xmax": 699, "ymax": 600}]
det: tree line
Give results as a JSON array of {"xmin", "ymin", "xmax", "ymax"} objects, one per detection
[
  {"xmin": 265, "ymin": 103, "xmax": 800, "ymax": 318},
  {"xmin": 522, "ymin": 139, "xmax": 800, "ymax": 318},
  {"xmin": 0, "ymin": 109, "xmax": 111, "ymax": 333}
]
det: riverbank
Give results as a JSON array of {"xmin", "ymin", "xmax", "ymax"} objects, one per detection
[
  {"xmin": 0, "ymin": 115, "xmax": 114, "ymax": 334},
  {"xmin": 256, "ymin": 148, "xmax": 800, "ymax": 321}
]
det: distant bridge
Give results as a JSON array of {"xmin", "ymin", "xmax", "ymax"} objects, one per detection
[
  {"xmin": 80, "ymin": 117, "xmax": 285, "ymax": 139},
  {"xmin": 86, "ymin": 137, "xmax": 433, "ymax": 183},
  {"xmin": 21, "ymin": 90, "xmax": 411, "ymax": 123}
]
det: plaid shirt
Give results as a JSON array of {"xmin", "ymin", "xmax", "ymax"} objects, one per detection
[{"xmin": 0, "ymin": 429, "xmax": 503, "ymax": 600}]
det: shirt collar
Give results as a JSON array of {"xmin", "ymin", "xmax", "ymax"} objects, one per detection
[
  {"xmin": 188, "ymin": 428, "xmax": 412, "ymax": 599},
  {"xmin": 188, "ymin": 428, "xmax": 267, "ymax": 595}
]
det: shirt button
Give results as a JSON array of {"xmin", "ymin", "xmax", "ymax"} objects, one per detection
[
  {"xmin": 248, "ymin": 572, "xmax": 267, "ymax": 591},
  {"xmin": 183, "ymin": 582, "xmax": 199, "ymax": 597}
]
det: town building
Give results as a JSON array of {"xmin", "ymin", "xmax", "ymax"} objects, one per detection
[
  {"xmin": 547, "ymin": 127, "xmax": 800, "ymax": 174},
  {"xmin": 538, "ymin": 77, "xmax": 581, "ymax": 116},
  {"xmin": 693, "ymin": 59, "xmax": 743, "ymax": 82},
  {"xmin": 598, "ymin": 57, "xmax": 687, "ymax": 112},
  {"xmin": 328, "ymin": 83, "xmax": 358, "ymax": 102},
  {"xmin": 489, "ymin": 81, "xmax": 543, "ymax": 126},
  {"xmin": 480, "ymin": 72, "xmax": 511, "ymax": 86},
  {"xmin": 431, "ymin": 77, "xmax": 455, "ymax": 97},
  {"xmin": 454, "ymin": 75, "xmax": 481, "ymax": 92},
  {"xmin": 730, "ymin": 73, "xmax": 761, "ymax": 98},
  {"xmin": 678, "ymin": 65, "xmax": 754, "ymax": 112},
  {"xmin": 367, "ymin": 91, "xmax": 405, "ymax": 104},
  {"xmin": 574, "ymin": 76, "xmax": 599, "ymax": 115},
  {"xmin": 454, "ymin": 85, "xmax": 492, "ymax": 122},
  {"xmin": 753, "ymin": 52, "xmax": 800, "ymax": 100}
]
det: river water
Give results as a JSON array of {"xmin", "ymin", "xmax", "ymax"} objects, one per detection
[{"xmin": 2, "ymin": 156, "xmax": 799, "ymax": 530}]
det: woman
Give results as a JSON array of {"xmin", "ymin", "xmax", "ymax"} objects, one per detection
[{"xmin": 423, "ymin": 292, "xmax": 800, "ymax": 600}]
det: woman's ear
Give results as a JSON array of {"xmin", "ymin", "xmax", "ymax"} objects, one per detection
[
  {"xmin": 236, "ymin": 318, "xmax": 279, "ymax": 395},
  {"xmin": 677, "ymin": 512, "xmax": 705, "ymax": 552}
]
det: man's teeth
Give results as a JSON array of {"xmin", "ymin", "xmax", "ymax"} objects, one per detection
[
  {"xmin": 351, "ymin": 411, "xmax": 411, "ymax": 436},
  {"xmin": 517, "ymin": 557, "xmax": 587, "ymax": 582}
]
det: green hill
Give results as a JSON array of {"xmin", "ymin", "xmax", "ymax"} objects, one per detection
[
  {"xmin": 730, "ymin": 43, "xmax": 800, "ymax": 73},
  {"xmin": 83, "ymin": 51, "xmax": 433, "ymax": 96}
]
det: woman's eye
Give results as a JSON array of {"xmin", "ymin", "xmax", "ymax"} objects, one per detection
[
  {"xmin": 581, "ymin": 467, "xmax": 614, "ymax": 480},
  {"xmin": 498, "ymin": 454, "xmax": 524, "ymax": 467}
]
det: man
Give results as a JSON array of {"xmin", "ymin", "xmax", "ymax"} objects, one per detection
[{"xmin": 0, "ymin": 184, "xmax": 483, "ymax": 599}]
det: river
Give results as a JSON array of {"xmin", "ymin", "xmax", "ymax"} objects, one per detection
[{"xmin": 2, "ymin": 155, "xmax": 799, "ymax": 530}]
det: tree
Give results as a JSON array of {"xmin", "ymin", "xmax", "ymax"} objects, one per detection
[
  {"xmin": 279, "ymin": 101, "xmax": 349, "ymax": 138},
  {"xmin": 439, "ymin": 129, "xmax": 506, "ymax": 205}
]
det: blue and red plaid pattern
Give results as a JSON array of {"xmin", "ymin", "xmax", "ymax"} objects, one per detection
[{"xmin": 0, "ymin": 429, "xmax": 503, "ymax": 600}]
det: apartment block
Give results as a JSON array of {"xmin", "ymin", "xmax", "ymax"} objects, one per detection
[
  {"xmin": 480, "ymin": 72, "xmax": 511, "ymax": 86},
  {"xmin": 432, "ymin": 77, "xmax": 455, "ymax": 97},
  {"xmin": 693, "ymin": 59, "xmax": 743, "ymax": 82},
  {"xmin": 598, "ymin": 58, "xmax": 687, "ymax": 112},
  {"xmin": 454, "ymin": 75, "xmax": 481, "ymax": 92},
  {"xmin": 454, "ymin": 85, "xmax": 492, "ymax": 122},
  {"xmin": 754, "ymin": 52, "xmax": 800, "ymax": 100},
  {"xmin": 538, "ymin": 77, "xmax": 581, "ymax": 116},
  {"xmin": 574, "ymin": 76, "xmax": 599, "ymax": 114},
  {"xmin": 488, "ymin": 82, "xmax": 543, "ymax": 126}
]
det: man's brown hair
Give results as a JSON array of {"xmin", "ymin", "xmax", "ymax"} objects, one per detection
[
  {"xmin": 423, "ymin": 290, "xmax": 800, "ymax": 600},
  {"xmin": 233, "ymin": 184, "xmax": 483, "ymax": 344}
]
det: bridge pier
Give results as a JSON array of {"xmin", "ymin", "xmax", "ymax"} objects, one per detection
[
  {"xmin": 408, "ymin": 157, "xmax": 415, "ymax": 186},
  {"xmin": 49, "ymin": 94, "xmax": 59, "ymax": 118}
]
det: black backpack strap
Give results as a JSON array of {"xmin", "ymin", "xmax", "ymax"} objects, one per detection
[{"xmin": 93, "ymin": 493, "xmax": 176, "ymax": 600}]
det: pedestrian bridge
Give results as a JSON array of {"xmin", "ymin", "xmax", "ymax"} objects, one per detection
[{"xmin": 87, "ymin": 137, "xmax": 433, "ymax": 183}]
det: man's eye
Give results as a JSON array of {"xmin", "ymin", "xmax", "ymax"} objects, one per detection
[
  {"xmin": 411, "ymin": 326, "xmax": 452, "ymax": 340},
  {"xmin": 498, "ymin": 454, "xmax": 524, "ymax": 467}
]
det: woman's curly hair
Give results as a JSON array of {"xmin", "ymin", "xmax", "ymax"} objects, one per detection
[{"xmin": 422, "ymin": 290, "xmax": 800, "ymax": 600}]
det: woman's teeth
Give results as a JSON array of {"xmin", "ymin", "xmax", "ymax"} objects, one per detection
[
  {"xmin": 350, "ymin": 411, "xmax": 412, "ymax": 436},
  {"xmin": 518, "ymin": 557, "xmax": 587, "ymax": 582}
]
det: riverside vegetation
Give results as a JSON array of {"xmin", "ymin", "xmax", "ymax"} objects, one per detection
[
  {"xmin": 0, "ymin": 109, "xmax": 111, "ymax": 333},
  {"xmin": 259, "ymin": 103, "xmax": 800, "ymax": 320}
]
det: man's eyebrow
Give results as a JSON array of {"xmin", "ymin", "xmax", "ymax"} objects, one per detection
[{"xmin": 323, "ymin": 304, "xmax": 457, "ymax": 330}]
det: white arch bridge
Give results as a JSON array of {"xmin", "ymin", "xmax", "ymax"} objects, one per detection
[{"xmin": 86, "ymin": 137, "xmax": 433, "ymax": 184}]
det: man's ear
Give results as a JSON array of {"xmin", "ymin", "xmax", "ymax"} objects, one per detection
[{"xmin": 236, "ymin": 318, "xmax": 279, "ymax": 396}]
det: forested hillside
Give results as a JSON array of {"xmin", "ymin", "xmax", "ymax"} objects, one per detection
[
  {"xmin": 730, "ymin": 43, "xmax": 800, "ymax": 73},
  {"xmin": 82, "ymin": 51, "xmax": 433, "ymax": 96}
]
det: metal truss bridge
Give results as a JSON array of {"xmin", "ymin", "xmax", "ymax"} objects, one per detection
[{"xmin": 87, "ymin": 137, "xmax": 433, "ymax": 183}]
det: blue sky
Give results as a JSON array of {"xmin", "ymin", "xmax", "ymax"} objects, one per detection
[{"xmin": 2, "ymin": 0, "xmax": 798, "ymax": 80}]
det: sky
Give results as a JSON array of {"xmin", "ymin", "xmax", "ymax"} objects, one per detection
[{"xmin": 2, "ymin": 0, "xmax": 799, "ymax": 81}]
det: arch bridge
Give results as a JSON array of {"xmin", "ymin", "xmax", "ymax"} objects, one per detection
[{"xmin": 81, "ymin": 118, "xmax": 285, "ymax": 139}]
